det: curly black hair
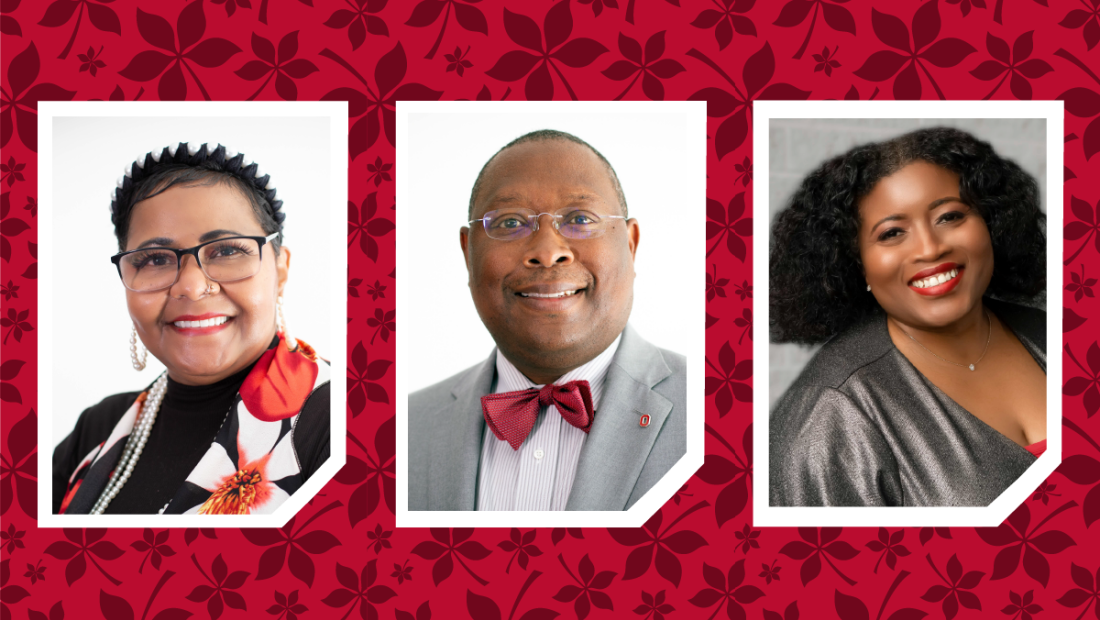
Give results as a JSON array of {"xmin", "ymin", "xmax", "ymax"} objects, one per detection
[{"xmin": 769, "ymin": 126, "xmax": 1046, "ymax": 345}]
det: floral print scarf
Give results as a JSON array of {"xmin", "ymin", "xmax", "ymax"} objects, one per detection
[{"xmin": 60, "ymin": 334, "xmax": 329, "ymax": 515}]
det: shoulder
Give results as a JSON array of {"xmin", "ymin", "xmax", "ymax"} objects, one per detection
[
  {"xmin": 771, "ymin": 384, "xmax": 866, "ymax": 442},
  {"xmin": 296, "ymin": 381, "xmax": 330, "ymax": 427},
  {"xmin": 785, "ymin": 314, "xmax": 893, "ymax": 390},
  {"xmin": 74, "ymin": 391, "xmax": 144, "ymax": 438},
  {"xmin": 769, "ymin": 384, "xmax": 900, "ymax": 505},
  {"xmin": 409, "ymin": 362, "xmax": 484, "ymax": 414},
  {"xmin": 656, "ymin": 346, "xmax": 686, "ymax": 380}
]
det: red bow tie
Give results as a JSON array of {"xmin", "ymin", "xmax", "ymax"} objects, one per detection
[{"xmin": 481, "ymin": 380, "xmax": 595, "ymax": 450}]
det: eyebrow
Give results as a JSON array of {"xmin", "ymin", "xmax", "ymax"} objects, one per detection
[
  {"xmin": 486, "ymin": 192, "xmax": 603, "ymax": 207},
  {"xmin": 868, "ymin": 197, "xmax": 963, "ymax": 235},
  {"xmin": 135, "ymin": 229, "xmax": 248, "ymax": 249}
]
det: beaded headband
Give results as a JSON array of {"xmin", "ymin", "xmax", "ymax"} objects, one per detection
[{"xmin": 110, "ymin": 142, "xmax": 285, "ymax": 231}]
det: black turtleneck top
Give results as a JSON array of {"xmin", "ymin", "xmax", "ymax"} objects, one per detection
[{"xmin": 52, "ymin": 339, "xmax": 329, "ymax": 514}]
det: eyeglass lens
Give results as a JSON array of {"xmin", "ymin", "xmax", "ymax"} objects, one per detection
[
  {"xmin": 120, "ymin": 238, "xmax": 264, "ymax": 291},
  {"xmin": 482, "ymin": 208, "xmax": 614, "ymax": 240}
]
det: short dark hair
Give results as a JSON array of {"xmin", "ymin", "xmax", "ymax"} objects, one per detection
[
  {"xmin": 467, "ymin": 129, "xmax": 628, "ymax": 220},
  {"xmin": 770, "ymin": 126, "xmax": 1046, "ymax": 345},
  {"xmin": 112, "ymin": 143, "xmax": 284, "ymax": 254}
]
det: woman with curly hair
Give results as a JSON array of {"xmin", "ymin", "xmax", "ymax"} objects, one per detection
[{"xmin": 769, "ymin": 127, "xmax": 1046, "ymax": 507}]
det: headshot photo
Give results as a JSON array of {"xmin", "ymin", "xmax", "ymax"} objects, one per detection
[
  {"xmin": 40, "ymin": 102, "xmax": 347, "ymax": 524},
  {"xmin": 754, "ymin": 104, "xmax": 1062, "ymax": 525},
  {"xmin": 397, "ymin": 101, "xmax": 705, "ymax": 523}
]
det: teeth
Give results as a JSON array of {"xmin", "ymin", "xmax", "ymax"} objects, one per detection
[
  {"xmin": 912, "ymin": 268, "xmax": 959, "ymax": 289},
  {"xmin": 520, "ymin": 290, "xmax": 579, "ymax": 298},
  {"xmin": 174, "ymin": 316, "xmax": 229, "ymax": 328}
]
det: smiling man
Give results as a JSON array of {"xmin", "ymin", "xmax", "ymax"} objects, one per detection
[{"xmin": 408, "ymin": 130, "xmax": 687, "ymax": 511}]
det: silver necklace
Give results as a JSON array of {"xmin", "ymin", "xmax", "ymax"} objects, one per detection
[
  {"xmin": 91, "ymin": 372, "xmax": 169, "ymax": 514},
  {"xmin": 896, "ymin": 308, "xmax": 992, "ymax": 372}
]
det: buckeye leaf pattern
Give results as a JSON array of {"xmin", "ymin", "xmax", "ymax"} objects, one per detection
[
  {"xmin": 851, "ymin": 1, "xmax": 976, "ymax": 99},
  {"xmin": 117, "ymin": 2, "xmax": 241, "ymax": 100},
  {"xmin": 6, "ymin": 3, "xmax": 1100, "ymax": 620},
  {"xmin": 234, "ymin": 31, "xmax": 318, "ymax": 100},
  {"xmin": 485, "ymin": 1, "xmax": 608, "ymax": 100},
  {"xmin": 348, "ymin": 340, "xmax": 391, "ymax": 415}
]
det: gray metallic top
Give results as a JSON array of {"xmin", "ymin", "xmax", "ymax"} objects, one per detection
[{"xmin": 770, "ymin": 297, "xmax": 1046, "ymax": 507}]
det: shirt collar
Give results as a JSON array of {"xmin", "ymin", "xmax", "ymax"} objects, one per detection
[{"xmin": 494, "ymin": 333, "xmax": 623, "ymax": 410}]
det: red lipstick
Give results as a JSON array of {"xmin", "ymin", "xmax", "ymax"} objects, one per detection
[
  {"xmin": 909, "ymin": 264, "xmax": 964, "ymax": 297},
  {"xmin": 908, "ymin": 262, "xmax": 960, "ymax": 283},
  {"xmin": 167, "ymin": 313, "xmax": 233, "ymax": 335}
]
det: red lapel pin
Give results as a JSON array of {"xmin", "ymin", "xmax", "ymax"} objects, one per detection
[{"xmin": 639, "ymin": 414, "xmax": 650, "ymax": 427}]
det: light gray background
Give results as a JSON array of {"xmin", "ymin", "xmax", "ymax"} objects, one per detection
[
  {"xmin": 405, "ymin": 110, "xmax": 702, "ymax": 392},
  {"xmin": 769, "ymin": 118, "xmax": 1047, "ymax": 408},
  {"xmin": 51, "ymin": 116, "xmax": 331, "ymax": 444}
]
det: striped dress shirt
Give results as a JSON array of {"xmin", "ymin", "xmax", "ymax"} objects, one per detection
[{"xmin": 476, "ymin": 334, "xmax": 622, "ymax": 511}]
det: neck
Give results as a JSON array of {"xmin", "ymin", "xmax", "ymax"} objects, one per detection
[
  {"xmin": 507, "ymin": 360, "xmax": 580, "ymax": 386},
  {"xmin": 498, "ymin": 333, "xmax": 622, "ymax": 386},
  {"xmin": 888, "ymin": 301, "xmax": 993, "ymax": 364}
]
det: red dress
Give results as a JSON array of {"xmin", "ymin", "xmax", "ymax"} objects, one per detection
[{"xmin": 1025, "ymin": 439, "xmax": 1046, "ymax": 458}]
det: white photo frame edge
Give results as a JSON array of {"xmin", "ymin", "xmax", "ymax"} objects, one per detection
[{"xmin": 752, "ymin": 100, "xmax": 1064, "ymax": 527}]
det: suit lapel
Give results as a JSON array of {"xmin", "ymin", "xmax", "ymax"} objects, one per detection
[
  {"xmin": 566, "ymin": 326, "xmax": 673, "ymax": 510},
  {"xmin": 428, "ymin": 352, "xmax": 493, "ymax": 510}
]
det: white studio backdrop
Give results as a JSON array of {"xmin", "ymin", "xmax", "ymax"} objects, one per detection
[
  {"xmin": 403, "ymin": 106, "xmax": 703, "ymax": 392},
  {"xmin": 49, "ymin": 115, "xmax": 331, "ymax": 445}
]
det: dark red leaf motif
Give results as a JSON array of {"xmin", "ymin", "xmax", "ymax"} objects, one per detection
[
  {"xmin": 320, "ymin": 43, "xmax": 441, "ymax": 157},
  {"xmin": 602, "ymin": 30, "xmax": 684, "ymax": 100},
  {"xmin": 977, "ymin": 500, "xmax": 1077, "ymax": 586},
  {"xmin": 853, "ymin": 2, "xmax": 974, "ymax": 100},
  {"xmin": 410, "ymin": 529, "xmax": 490, "ymax": 586},
  {"xmin": 405, "ymin": 0, "xmax": 488, "ymax": 60},
  {"xmin": 778, "ymin": 528, "xmax": 859, "ymax": 586},
  {"xmin": 1, "ymin": 42, "xmax": 76, "ymax": 151},
  {"xmin": 347, "ymin": 341, "xmax": 391, "ymax": 416},
  {"xmin": 118, "ymin": 3, "xmax": 240, "ymax": 102},
  {"xmin": 609, "ymin": 501, "xmax": 710, "ymax": 586},
  {"xmin": 686, "ymin": 44, "xmax": 808, "ymax": 159},
  {"xmin": 692, "ymin": 0, "xmax": 755, "ymax": 51},
  {"xmin": 705, "ymin": 341, "xmax": 752, "ymax": 417},
  {"xmin": 485, "ymin": 2, "xmax": 606, "ymax": 101}
]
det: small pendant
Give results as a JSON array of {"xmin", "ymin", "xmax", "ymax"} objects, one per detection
[{"xmin": 969, "ymin": 364, "xmax": 975, "ymax": 371}]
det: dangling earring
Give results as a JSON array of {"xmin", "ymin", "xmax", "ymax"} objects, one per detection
[
  {"xmin": 277, "ymin": 296, "xmax": 297, "ymax": 352},
  {"xmin": 130, "ymin": 324, "xmax": 147, "ymax": 371}
]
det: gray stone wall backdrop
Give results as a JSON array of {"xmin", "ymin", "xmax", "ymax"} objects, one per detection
[{"xmin": 768, "ymin": 118, "xmax": 1047, "ymax": 409}]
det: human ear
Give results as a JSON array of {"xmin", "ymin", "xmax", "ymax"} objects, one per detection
[
  {"xmin": 460, "ymin": 227, "xmax": 471, "ymax": 275},
  {"xmin": 626, "ymin": 218, "xmax": 640, "ymax": 262},
  {"xmin": 276, "ymin": 246, "xmax": 291, "ymax": 297}
]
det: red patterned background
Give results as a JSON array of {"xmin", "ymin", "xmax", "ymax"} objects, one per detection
[{"xmin": 4, "ymin": 0, "xmax": 1100, "ymax": 618}]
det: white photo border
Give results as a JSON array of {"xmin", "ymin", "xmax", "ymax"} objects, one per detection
[
  {"xmin": 37, "ymin": 100, "xmax": 348, "ymax": 528},
  {"xmin": 753, "ymin": 100, "xmax": 1063, "ymax": 527},
  {"xmin": 396, "ymin": 100, "xmax": 707, "ymax": 527}
]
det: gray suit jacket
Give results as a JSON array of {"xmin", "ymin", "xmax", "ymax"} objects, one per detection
[{"xmin": 409, "ymin": 325, "xmax": 687, "ymax": 510}]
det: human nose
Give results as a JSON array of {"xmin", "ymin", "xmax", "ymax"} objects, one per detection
[
  {"xmin": 523, "ymin": 213, "xmax": 574, "ymax": 268},
  {"xmin": 169, "ymin": 253, "xmax": 211, "ymax": 300},
  {"xmin": 911, "ymin": 222, "xmax": 951, "ymax": 263}
]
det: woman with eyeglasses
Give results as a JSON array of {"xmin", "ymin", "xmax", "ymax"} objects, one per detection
[
  {"xmin": 52, "ymin": 143, "xmax": 330, "ymax": 515},
  {"xmin": 769, "ymin": 127, "xmax": 1046, "ymax": 507}
]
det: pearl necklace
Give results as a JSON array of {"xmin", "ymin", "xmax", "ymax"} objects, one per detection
[{"xmin": 91, "ymin": 372, "xmax": 168, "ymax": 515}]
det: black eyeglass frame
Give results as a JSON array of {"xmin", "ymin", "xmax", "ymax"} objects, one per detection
[{"xmin": 110, "ymin": 232, "xmax": 281, "ymax": 292}]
